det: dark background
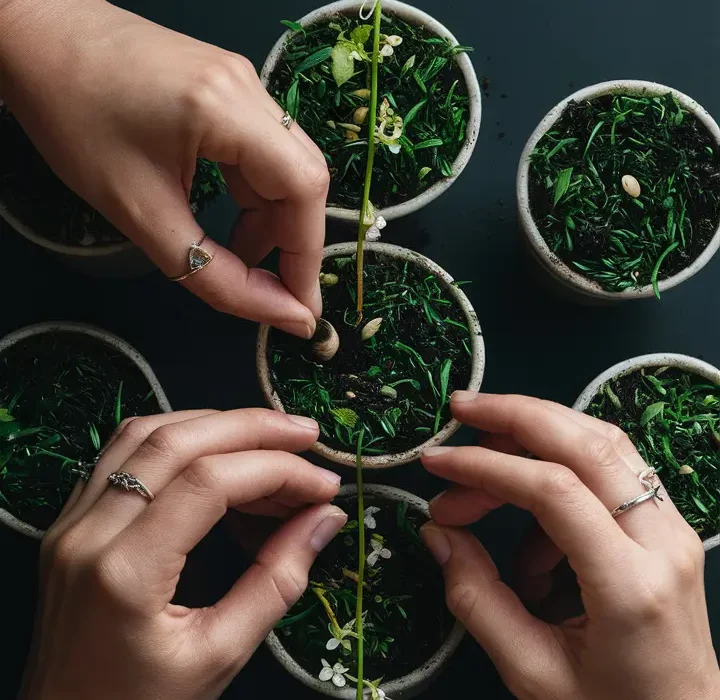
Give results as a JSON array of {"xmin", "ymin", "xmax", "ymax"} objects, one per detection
[{"xmin": 2, "ymin": 0, "xmax": 719, "ymax": 698}]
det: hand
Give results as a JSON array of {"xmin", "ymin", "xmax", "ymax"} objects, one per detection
[
  {"xmin": 421, "ymin": 392, "xmax": 720, "ymax": 700},
  {"xmin": 21, "ymin": 409, "xmax": 346, "ymax": 700},
  {"xmin": 0, "ymin": 0, "xmax": 328, "ymax": 337}
]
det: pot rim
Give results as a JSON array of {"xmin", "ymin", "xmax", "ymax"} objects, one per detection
[
  {"xmin": 572, "ymin": 352, "xmax": 720, "ymax": 551},
  {"xmin": 0, "ymin": 321, "xmax": 172, "ymax": 539},
  {"xmin": 259, "ymin": 0, "xmax": 482, "ymax": 222},
  {"xmin": 256, "ymin": 242, "xmax": 485, "ymax": 468},
  {"xmin": 516, "ymin": 79, "xmax": 720, "ymax": 300},
  {"xmin": 265, "ymin": 483, "xmax": 465, "ymax": 699}
]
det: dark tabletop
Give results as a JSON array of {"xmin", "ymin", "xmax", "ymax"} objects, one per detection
[{"xmin": 2, "ymin": 0, "xmax": 719, "ymax": 698}]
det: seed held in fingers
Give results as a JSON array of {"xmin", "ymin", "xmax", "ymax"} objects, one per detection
[{"xmin": 312, "ymin": 319, "xmax": 340, "ymax": 362}]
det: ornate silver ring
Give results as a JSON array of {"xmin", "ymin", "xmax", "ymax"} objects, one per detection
[{"xmin": 107, "ymin": 471, "xmax": 155, "ymax": 502}]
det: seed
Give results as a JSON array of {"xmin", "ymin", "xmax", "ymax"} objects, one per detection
[
  {"xmin": 346, "ymin": 131, "xmax": 359, "ymax": 141},
  {"xmin": 345, "ymin": 391, "xmax": 357, "ymax": 399},
  {"xmin": 380, "ymin": 385, "xmax": 397, "ymax": 400},
  {"xmin": 326, "ymin": 120, "xmax": 336, "ymax": 129},
  {"xmin": 621, "ymin": 174, "xmax": 641, "ymax": 198},
  {"xmin": 338, "ymin": 123, "xmax": 361, "ymax": 133},
  {"xmin": 312, "ymin": 319, "xmax": 339, "ymax": 362},
  {"xmin": 361, "ymin": 317, "xmax": 383, "ymax": 341},
  {"xmin": 679, "ymin": 465, "xmax": 695, "ymax": 475},
  {"xmin": 353, "ymin": 89, "xmax": 371, "ymax": 99},
  {"xmin": 353, "ymin": 107, "xmax": 369, "ymax": 125},
  {"xmin": 320, "ymin": 272, "xmax": 339, "ymax": 286}
]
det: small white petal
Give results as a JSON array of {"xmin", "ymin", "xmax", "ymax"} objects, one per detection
[
  {"xmin": 386, "ymin": 35, "xmax": 403, "ymax": 46},
  {"xmin": 365, "ymin": 506, "xmax": 381, "ymax": 516},
  {"xmin": 350, "ymin": 50, "xmax": 362, "ymax": 61},
  {"xmin": 380, "ymin": 44, "xmax": 394, "ymax": 57},
  {"xmin": 319, "ymin": 667, "xmax": 334, "ymax": 682},
  {"xmin": 367, "ymin": 551, "xmax": 379, "ymax": 566},
  {"xmin": 321, "ymin": 659, "xmax": 331, "ymax": 668},
  {"xmin": 380, "ymin": 548, "xmax": 392, "ymax": 559},
  {"xmin": 388, "ymin": 143, "xmax": 402, "ymax": 154},
  {"xmin": 370, "ymin": 539, "xmax": 382, "ymax": 552},
  {"xmin": 326, "ymin": 637, "xmax": 341, "ymax": 650},
  {"xmin": 366, "ymin": 227, "xmax": 381, "ymax": 242},
  {"xmin": 375, "ymin": 216, "xmax": 387, "ymax": 230},
  {"xmin": 332, "ymin": 674, "xmax": 347, "ymax": 688},
  {"xmin": 365, "ymin": 515, "xmax": 377, "ymax": 529},
  {"xmin": 341, "ymin": 638, "xmax": 352, "ymax": 651},
  {"xmin": 334, "ymin": 664, "xmax": 349, "ymax": 674}
]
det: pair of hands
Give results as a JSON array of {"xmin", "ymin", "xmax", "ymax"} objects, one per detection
[
  {"xmin": 22, "ymin": 394, "xmax": 720, "ymax": 700},
  {"xmin": 0, "ymin": 0, "xmax": 326, "ymax": 337}
]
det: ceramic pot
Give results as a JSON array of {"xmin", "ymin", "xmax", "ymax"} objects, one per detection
[
  {"xmin": 265, "ymin": 483, "xmax": 465, "ymax": 699},
  {"xmin": 256, "ymin": 242, "xmax": 485, "ymax": 468},
  {"xmin": 573, "ymin": 352, "xmax": 720, "ymax": 551},
  {"xmin": 517, "ymin": 80, "xmax": 720, "ymax": 302},
  {"xmin": 260, "ymin": 0, "xmax": 482, "ymax": 222},
  {"xmin": 0, "ymin": 322, "xmax": 172, "ymax": 539}
]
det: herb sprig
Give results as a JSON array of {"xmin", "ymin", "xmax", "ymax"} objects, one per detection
[{"xmin": 530, "ymin": 93, "xmax": 720, "ymax": 297}]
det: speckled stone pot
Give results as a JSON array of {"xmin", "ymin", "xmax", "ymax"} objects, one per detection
[
  {"xmin": 260, "ymin": 0, "xmax": 482, "ymax": 222},
  {"xmin": 265, "ymin": 483, "xmax": 465, "ymax": 699},
  {"xmin": 0, "ymin": 322, "xmax": 172, "ymax": 539},
  {"xmin": 256, "ymin": 242, "xmax": 485, "ymax": 468},
  {"xmin": 517, "ymin": 80, "xmax": 720, "ymax": 302},
  {"xmin": 573, "ymin": 352, "xmax": 720, "ymax": 551}
]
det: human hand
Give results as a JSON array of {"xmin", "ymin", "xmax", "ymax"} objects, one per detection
[
  {"xmin": 0, "ymin": 0, "xmax": 328, "ymax": 337},
  {"xmin": 421, "ymin": 393, "xmax": 720, "ymax": 700},
  {"xmin": 21, "ymin": 409, "xmax": 346, "ymax": 700}
]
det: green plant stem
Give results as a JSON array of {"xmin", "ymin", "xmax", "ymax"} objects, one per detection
[
  {"xmin": 356, "ymin": 0, "xmax": 383, "ymax": 321},
  {"xmin": 312, "ymin": 586, "xmax": 342, "ymax": 637},
  {"xmin": 355, "ymin": 427, "xmax": 366, "ymax": 700}
]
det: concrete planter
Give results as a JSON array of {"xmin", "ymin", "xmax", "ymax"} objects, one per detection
[
  {"xmin": 0, "ymin": 322, "xmax": 172, "ymax": 539},
  {"xmin": 257, "ymin": 242, "xmax": 485, "ymax": 468},
  {"xmin": 517, "ymin": 80, "xmax": 720, "ymax": 302},
  {"xmin": 260, "ymin": 0, "xmax": 481, "ymax": 222},
  {"xmin": 265, "ymin": 483, "xmax": 465, "ymax": 699},
  {"xmin": 573, "ymin": 353, "xmax": 720, "ymax": 551}
]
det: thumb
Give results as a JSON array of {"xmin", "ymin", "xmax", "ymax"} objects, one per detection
[
  {"xmin": 420, "ymin": 523, "xmax": 564, "ymax": 688},
  {"xmin": 198, "ymin": 503, "xmax": 347, "ymax": 670}
]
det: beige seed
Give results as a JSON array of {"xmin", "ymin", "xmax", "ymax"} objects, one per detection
[
  {"xmin": 346, "ymin": 131, "xmax": 359, "ymax": 141},
  {"xmin": 679, "ymin": 465, "xmax": 695, "ymax": 475},
  {"xmin": 621, "ymin": 174, "xmax": 641, "ymax": 198},
  {"xmin": 345, "ymin": 391, "xmax": 357, "ymax": 399},
  {"xmin": 361, "ymin": 317, "xmax": 383, "ymax": 341},
  {"xmin": 338, "ymin": 123, "xmax": 361, "ymax": 133},
  {"xmin": 326, "ymin": 120, "xmax": 336, "ymax": 129},
  {"xmin": 353, "ymin": 107, "xmax": 369, "ymax": 125},
  {"xmin": 380, "ymin": 385, "xmax": 397, "ymax": 400},
  {"xmin": 320, "ymin": 273, "xmax": 339, "ymax": 286},
  {"xmin": 353, "ymin": 89, "xmax": 371, "ymax": 99}
]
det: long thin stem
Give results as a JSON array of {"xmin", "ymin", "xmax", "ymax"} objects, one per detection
[
  {"xmin": 312, "ymin": 586, "xmax": 342, "ymax": 637},
  {"xmin": 355, "ymin": 0, "xmax": 383, "ymax": 321},
  {"xmin": 355, "ymin": 428, "xmax": 366, "ymax": 700}
]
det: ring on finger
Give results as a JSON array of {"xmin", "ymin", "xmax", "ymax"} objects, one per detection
[
  {"xmin": 611, "ymin": 467, "xmax": 663, "ymax": 518},
  {"xmin": 107, "ymin": 471, "xmax": 155, "ymax": 502}
]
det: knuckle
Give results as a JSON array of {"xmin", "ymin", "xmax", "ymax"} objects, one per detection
[
  {"xmin": 185, "ymin": 63, "xmax": 236, "ymax": 115},
  {"xmin": 541, "ymin": 466, "xmax": 583, "ymax": 500},
  {"xmin": 180, "ymin": 458, "xmax": 224, "ymax": 500},
  {"xmin": 228, "ymin": 53, "xmax": 255, "ymax": 76},
  {"xmin": 585, "ymin": 436, "xmax": 619, "ymax": 468},
  {"xmin": 90, "ymin": 549, "xmax": 133, "ymax": 601},
  {"xmin": 120, "ymin": 415, "xmax": 156, "ymax": 445},
  {"xmin": 144, "ymin": 424, "xmax": 190, "ymax": 459},
  {"xmin": 673, "ymin": 534, "xmax": 705, "ymax": 584},
  {"xmin": 46, "ymin": 530, "xmax": 84, "ymax": 571},
  {"xmin": 605, "ymin": 425, "xmax": 636, "ymax": 456},
  {"xmin": 446, "ymin": 582, "xmax": 480, "ymax": 624},
  {"xmin": 299, "ymin": 160, "xmax": 331, "ymax": 197},
  {"xmin": 268, "ymin": 564, "xmax": 308, "ymax": 609}
]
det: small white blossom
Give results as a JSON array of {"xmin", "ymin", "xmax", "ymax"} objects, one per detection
[
  {"xmin": 366, "ymin": 226, "xmax": 381, "ymax": 242},
  {"xmin": 319, "ymin": 659, "xmax": 348, "ymax": 687},
  {"xmin": 367, "ymin": 537, "xmax": 392, "ymax": 567},
  {"xmin": 364, "ymin": 506, "xmax": 381, "ymax": 528},
  {"xmin": 380, "ymin": 44, "xmax": 394, "ymax": 57},
  {"xmin": 386, "ymin": 35, "xmax": 403, "ymax": 47},
  {"xmin": 375, "ymin": 216, "xmax": 387, "ymax": 230},
  {"xmin": 326, "ymin": 618, "xmax": 355, "ymax": 651}
]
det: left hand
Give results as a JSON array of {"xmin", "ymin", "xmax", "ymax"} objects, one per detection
[{"xmin": 21, "ymin": 409, "xmax": 346, "ymax": 700}]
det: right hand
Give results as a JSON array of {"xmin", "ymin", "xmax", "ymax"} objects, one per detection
[{"xmin": 421, "ymin": 392, "xmax": 720, "ymax": 700}]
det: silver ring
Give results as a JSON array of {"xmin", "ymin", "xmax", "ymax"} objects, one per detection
[
  {"xmin": 169, "ymin": 234, "xmax": 214, "ymax": 282},
  {"xmin": 611, "ymin": 467, "xmax": 663, "ymax": 518},
  {"xmin": 281, "ymin": 111, "xmax": 293, "ymax": 130},
  {"xmin": 107, "ymin": 471, "xmax": 155, "ymax": 502}
]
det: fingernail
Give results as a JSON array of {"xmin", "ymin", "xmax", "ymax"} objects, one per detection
[
  {"xmin": 311, "ymin": 511, "xmax": 347, "ymax": 552},
  {"xmin": 287, "ymin": 414, "xmax": 319, "ymax": 431},
  {"xmin": 278, "ymin": 321, "xmax": 314, "ymax": 339},
  {"xmin": 428, "ymin": 491, "xmax": 445, "ymax": 508},
  {"xmin": 421, "ymin": 524, "xmax": 452, "ymax": 566},
  {"xmin": 451, "ymin": 390, "xmax": 477, "ymax": 403},
  {"xmin": 423, "ymin": 446, "xmax": 454, "ymax": 458},
  {"xmin": 319, "ymin": 468, "xmax": 342, "ymax": 486}
]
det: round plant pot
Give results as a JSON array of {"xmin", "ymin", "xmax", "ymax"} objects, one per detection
[
  {"xmin": 0, "ymin": 321, "xmax": 172, "ymax": 539},
  {"xmin": 266, "ymin": 483, "xmax": 465, "ymax": 699},
  {"xmin": 573, "ymin": 352, "xmax": 720, "ymax": 551},
  {"xmin": 260, "ymin": 0, "xmax": 482, "ymax": 223},
  {"xmin": 0, "ymin": 201, "xmax": 153, "ymax": 279},
  {"xmin": 257, "ymin": 241, "xmax": 485, "ymax": 468},
  {"xmin": 517, "ymin": 80, "xmax": 720, "ymax": 302}
]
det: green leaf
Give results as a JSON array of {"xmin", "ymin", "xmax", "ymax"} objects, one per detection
[
  {"xmin": 403, "ymin": 99, "xmax": 427, "ymax": 126},
  {"xmin": 350, "ymin": 24, "xmax": 373, "ymax": 46},
  {"xmin": 604, "ymin": 383, "xmax": 622, "ymax": 410},
  {"xmin": 368, "ymin": 366, "xmax": 383, "ymax": 378},
  {"xmin": 0, "ymin": 408, "xmax": 14, "ymax": 423},
  {"xmin": 114, "ymin": 380, "xmax": 123, "ymax": 426},
  {"xmin": 418, "ymin": 166, "xmax": 432, "ymax": 181},
  {"xmin": 414, "ymin": 138, "xmax": 444, "ymax": 150},
  {"xmin": 331, "ymin": 43, "xmax": 356, "ymax": 87},
  {"xmin": 692, "ymin": 494, "xmax": 710, "ymax": 515},
  {"xmin": 401, "ymin": 54, "xmax": 416, "ymax": 76},
  {"xmin": 438, "ymin": 359, "xmax": 452, "ymax": 405},
  {"xmin": 651, "ymin": 240, "xmax": 679, "ymax": 300},
  {"xmin": 281, "ymin": 19, "xmax": 304, "ymax": 33},
  {"xmin": 286, "ymin": 79, "xmax": 300, "ymax": 119},
  {"xmin": 640, "ymin": 401, "xmax": 666, "ymax": 427},
  {"xmin": 331, "ymin": 408, "xmax": 358, "ymax": 429},
  {"xmin": 294, "ymin": 46, "xmax": 333, "ymax": 75},
  {"xmin": 553, "ymin": 167, "xmax": 573, "ymax": 207}
]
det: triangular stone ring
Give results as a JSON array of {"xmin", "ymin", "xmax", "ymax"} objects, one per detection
[{"xmin": 169, "ymin": 234, "xmax": 214, "ymax": 281}]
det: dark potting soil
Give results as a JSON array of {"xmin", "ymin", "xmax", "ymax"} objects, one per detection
[
  {"xmin": 267, "ymin": 12, "xmax": 470, "ymax": 210},
  {"xmin": 0, "ymin": 104, "xmax": 226, "ymax": 247},
  {"xmin": 267, "ymin": 252, "xmax": 474, "ymax": 455},
  {"xmin": 529, "ymin": 93, "xmax": 720, "ymax": 293},
  {"xmin": 276, "ymin": 496, "xmax": 453, "ymax": 682},
  {"xmin": 0, "ymin": 332, "xmax": 162, "ymax": 529},
  {"xmin": 586, "ymin": 367, "xmax": 720, "ymax": 541}
]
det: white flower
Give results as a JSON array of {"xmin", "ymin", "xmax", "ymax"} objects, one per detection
[
  {"xmin": 319, "ymin": 659, "xmax": 349, "ymax": 687},
  {"xmin": 364, "ymin": 685, "xmax": 393, "ymax": 699},
  {"xmin": 367, "ymin": 537, "xmax": 392, "ymax": 566},
  {"xmin": 350, "ymin": 50, "xmax": 363, "ymax": 61},
  {"xmin": 386, "ymin": 35, "xmax": 403, "ymax": 47},
  {"xmin": 375, "ymin": 216, "xmax": 387, "ymax": 230},
  {"xmin": 326, "ymin": 618, "xmax": 355, "ymax": 651},
  {"xmin": 366, "ymin": 226, "xmax": 381, "ymax": 242},
  {"xmin": 375, "ymin": 98, "xmax": 403, "ymax": 154},
  {"xmin": 380, "ymin": 44, "xmax": 394, "ymax": 57},
  {"xmin": 364, "ymin": 506, "xmax": 381, "ymax": 528}
]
